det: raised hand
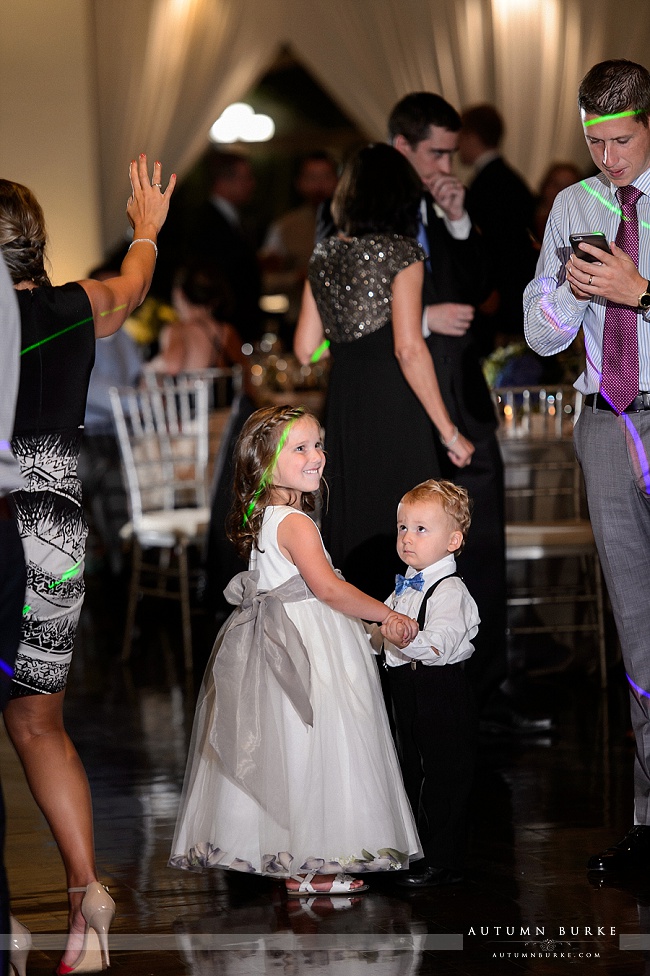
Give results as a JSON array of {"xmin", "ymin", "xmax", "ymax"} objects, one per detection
[{"xmin": 126, "ymin": 154, "xmax": 176, "ymax": 234}]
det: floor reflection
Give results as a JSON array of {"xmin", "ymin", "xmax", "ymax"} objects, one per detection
[
  {"xmin": 175, "ymin": 892, "xmax": 427, "ymax": 975},
  {"xmin": 4, "ymin": 574, "xmax": 650, "ymax": 974}
]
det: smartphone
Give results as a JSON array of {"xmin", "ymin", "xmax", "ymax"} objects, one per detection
[{"xmin": 569, "ymin": 233, "xmax": 612, "ymax": 263}]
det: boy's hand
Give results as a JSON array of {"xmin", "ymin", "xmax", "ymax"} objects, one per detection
[{"xmin": 382, "ymin": 611, "xmax": 418, "ymax": 647}]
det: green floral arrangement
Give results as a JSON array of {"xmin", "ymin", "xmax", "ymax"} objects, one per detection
[{"xmin": 482, "ymin": 334, "xmax": 586, "ymax": 389}]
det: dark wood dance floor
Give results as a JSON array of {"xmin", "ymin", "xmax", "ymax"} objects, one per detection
[{"xmin": 5, "ymin": 573, "xmax": 650, "ymax": 976}]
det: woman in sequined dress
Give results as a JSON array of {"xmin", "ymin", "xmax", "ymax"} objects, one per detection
[
  {"xmin": 0, "ymin": 156, "xmax": 174, "ymax": 974},
  {"xmin": 295, "ymin": 145, "xmax": 473, "ymax": 598}
]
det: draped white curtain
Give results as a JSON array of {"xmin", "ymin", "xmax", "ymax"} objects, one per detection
[
  {"xmin": 92, "ymin": 0, "xmax": 286, "ymax": 246},
  {"xmin": 91, "ymin": 0, "xmax": 650, "ymax": 251}
]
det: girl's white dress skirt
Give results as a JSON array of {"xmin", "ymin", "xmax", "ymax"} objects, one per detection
[{"xmin": 169, "ymin": 505, "xmax": 421, "ymax": 878}]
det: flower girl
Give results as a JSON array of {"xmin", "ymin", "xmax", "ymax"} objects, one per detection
[{"xmin": 170, "ymin": 405, "xmax": 421, "ymax": 895}]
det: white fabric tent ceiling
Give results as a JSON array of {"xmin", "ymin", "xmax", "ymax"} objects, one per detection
[{"xmin": 91, "ymin": 0, "xmax": 650, "ymax": 250}]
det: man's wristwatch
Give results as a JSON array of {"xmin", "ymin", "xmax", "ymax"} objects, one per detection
[{"xmin": 639, "ymin": 281, "xmax": 650, "ymax": 309}]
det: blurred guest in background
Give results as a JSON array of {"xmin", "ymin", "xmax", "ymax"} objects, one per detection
[
  {"xmin": 533, "ymin": 161, "xmax": 583, "ymax": 244},
  {"xmin": 260, "ymin": 152, "xmax": 339, "ymax": 324},
  {"xmin": 147, "ymin": 260, "xmax": 247, "ymax": 378},
  {"xmin": 458, "ymin": 103, "xmax": 538, "ymax": 351},
  {"xmin": 186, "ymin": 151, "xmax": 262, "ymax": 344}
]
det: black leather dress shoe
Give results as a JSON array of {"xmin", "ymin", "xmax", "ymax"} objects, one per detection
[
  {"xmin": 587, "ymin": 826, "xmax": 650, "ymax": 872},
  {"xmin": 395, "ymin": 867, "xmax": 465, "ymax": 888}
]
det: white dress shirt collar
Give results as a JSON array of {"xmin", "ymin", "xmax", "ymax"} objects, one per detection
[{"xmin": 404, "ymin": 551, "xmax": 457, "ymax": 584}]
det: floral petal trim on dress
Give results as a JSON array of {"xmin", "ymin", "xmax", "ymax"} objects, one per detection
[{"xmin": 169, "ymin": 844, "xmax": 408, "ymax": 874}]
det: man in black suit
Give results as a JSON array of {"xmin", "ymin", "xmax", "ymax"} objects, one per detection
[
  {"xmin": 458, "ymin": 104, "xmax": 538, "ymax": 351},
  {"xmin": 187, "ymin": 151, "xmax": 262, "ymax": 343},
  {"xmin": 389, "ymin": 93, "xmax": 550, "ymax": 734}
]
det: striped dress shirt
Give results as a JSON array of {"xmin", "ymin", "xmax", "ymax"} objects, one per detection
[{"xmin": 524, "ymin": 168, "xmax": 650, "ymax": 394}]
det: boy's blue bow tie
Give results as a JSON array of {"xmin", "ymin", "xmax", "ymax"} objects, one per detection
[{"xmin": 395, "ymin": 571, "xmax": 425, "ymax": 596}]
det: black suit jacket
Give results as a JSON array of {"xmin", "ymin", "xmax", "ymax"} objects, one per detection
[
  {"xmin": 186, "ymin": 200, "xmax": 262, "ymax": 342},
  {"xmin": 421, "ymin": 196, "xmax": 497, "ymax": 440},
  {"xmin": 464, "ymin": 157, "xmax": 537, "ymax": 337}
]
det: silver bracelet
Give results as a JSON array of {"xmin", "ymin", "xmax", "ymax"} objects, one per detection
[
  {"xmin": 128, "ymin": 238, "xmax": 158, "ymax": 258},
  {"xmin": 440, "ymin": 426, "xmax": 459, "ymax": 448}
]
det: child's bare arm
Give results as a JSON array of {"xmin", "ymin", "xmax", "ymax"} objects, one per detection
[{"xmin": 278, "ymin": 513, "xmax": 418, "ymax": 638}]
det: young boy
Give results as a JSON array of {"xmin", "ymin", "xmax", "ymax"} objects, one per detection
[{"xmin": 379, "ymin": 479, "xmax": 480, "ymax": 887}]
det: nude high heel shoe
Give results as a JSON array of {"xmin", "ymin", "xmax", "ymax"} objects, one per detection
[
  {"xmin": 55, "ymin": 883, "xmax": 115, "ymax": 975},
  {"xmin": 9, "ymin": 915, "xmax": 32, "ymax": 976}
]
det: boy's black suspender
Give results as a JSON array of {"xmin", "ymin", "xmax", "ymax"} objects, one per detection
[{"xmin": 416, "ymin": 573, "xmax": 459, "ymax": 630}]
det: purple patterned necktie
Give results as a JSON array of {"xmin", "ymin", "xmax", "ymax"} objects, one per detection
[{"xmin": 600, "ymin": 184, "xmax": 643, "ymax": 413}]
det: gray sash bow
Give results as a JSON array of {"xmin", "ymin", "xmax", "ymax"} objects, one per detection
[{"xmin": 207, "ymin": 570, "xmax": 314, "ymax": 826}]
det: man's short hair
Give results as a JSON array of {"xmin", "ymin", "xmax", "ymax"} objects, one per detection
[
  {"xmin": 207, "ymin": 150, "xmax": 249, "ymax": 187},
  {"xmin": 460, "ymin": 104, "xmax": 504, "ymax": 148},
  {"xmin": 388, "ymin": 93, "xmax": 461, "ymax": 148},
  {"xmin": 578, "ymin": 59, "xmax": 650, "ymax": 127}
]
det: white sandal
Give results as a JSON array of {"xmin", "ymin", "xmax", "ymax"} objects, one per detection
[{"xmin": 286, "ymin": 872, "xmax": 369, "ymax": 897}]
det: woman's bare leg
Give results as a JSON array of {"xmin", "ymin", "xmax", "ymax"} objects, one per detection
[{"xmin": 4, "ymin": 691, "xmax": 98, "ymax": 966}]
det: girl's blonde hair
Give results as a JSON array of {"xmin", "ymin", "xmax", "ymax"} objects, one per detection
[
  {"xmin": 226, "ymin": 404, "xmax": 321, "ymax": 560},
  {"xmin": 400, "ymin": 479, "xmax": 472, "ymax": 552}
]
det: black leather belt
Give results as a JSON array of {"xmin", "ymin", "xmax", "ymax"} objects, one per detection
[
  {"xmin": 585, "ymin": 392, "xmax": 650, "ymax": 413},
  {"xmin": 0, "ymin": 495, "xmax": 15, "ymax": 520}
]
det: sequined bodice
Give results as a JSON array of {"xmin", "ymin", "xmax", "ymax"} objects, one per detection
[{"xmin": 308, "ymin": 235, "xmax": 425, "ymax": 343}]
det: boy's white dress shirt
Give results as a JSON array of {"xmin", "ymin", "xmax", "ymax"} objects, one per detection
[{"xmin": 383, "ymin": 553, "xmax": 480, "ymax": 667}]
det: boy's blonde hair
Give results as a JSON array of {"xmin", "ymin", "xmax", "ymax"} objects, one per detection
[{"xmin": 399, "ymin": 479, "xmax": 472, "ymax": 552}]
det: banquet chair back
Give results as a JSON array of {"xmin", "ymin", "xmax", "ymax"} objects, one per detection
[
  {"xmin": 143, "ymin": 365, "xmax": 242, "ymax": 409},
  {"xmin": 109, "ymin": 379, "xmax": 211, "ymax": 671},
  {"xmin": 492, "ymin": 385, "xmax": 607, "ymax": 688},
  {"xmin": 143, "ymin": 366, "xmax": 243, "ymax": 481}
]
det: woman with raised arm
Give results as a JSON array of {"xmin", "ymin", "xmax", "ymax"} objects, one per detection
[{"xmin": 0, "ymin": 155, "xmax": 174, "ymax": 976}]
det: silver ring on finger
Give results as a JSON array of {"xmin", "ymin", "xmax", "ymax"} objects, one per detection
[{"xmin": 152, "ymin": 182, "xmax": 162, "ymax": 189}]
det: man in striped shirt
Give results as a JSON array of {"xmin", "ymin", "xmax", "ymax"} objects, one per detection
[{"xmin": 524, "ymin": 59, "xmax": 650, "ymax": 874}]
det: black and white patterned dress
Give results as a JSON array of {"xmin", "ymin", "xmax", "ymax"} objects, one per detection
[{"xmin": 11, "ymin": 283, "xmax": 95, "ymax": 697}]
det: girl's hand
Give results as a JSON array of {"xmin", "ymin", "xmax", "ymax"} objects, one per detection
[
  {"xmin": 126, "ymin": 154, "xmax": 176, "ymax": 234},
  {"xmin": 381, "ymin": 611, "xmax": 418, "ymax": 647}
]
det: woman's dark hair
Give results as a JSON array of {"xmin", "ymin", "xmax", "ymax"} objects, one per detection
[
  {"xmin": 173, "ymin": 260, "xmax": 235, "ymax": 322},
  {"xmin": 0, "ymin": 179, "xmax": 50, "ymax": 286},
  {"xmin": 226, "ymin": 404, "xmax": 320, "ymax": 560},
  {"xmin": 331, "ymin": 144, "xmax": 421, "ymax": 238}
]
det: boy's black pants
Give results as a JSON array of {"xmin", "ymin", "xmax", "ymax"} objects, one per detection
[{"xmin": 387, "ymin": 660, "xmax": 477, "ymax": 870}]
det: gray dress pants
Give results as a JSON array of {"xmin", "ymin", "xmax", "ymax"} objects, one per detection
[{"xmin": 574, "ymin": 404, "xmax": 650, "ymax": 823}]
